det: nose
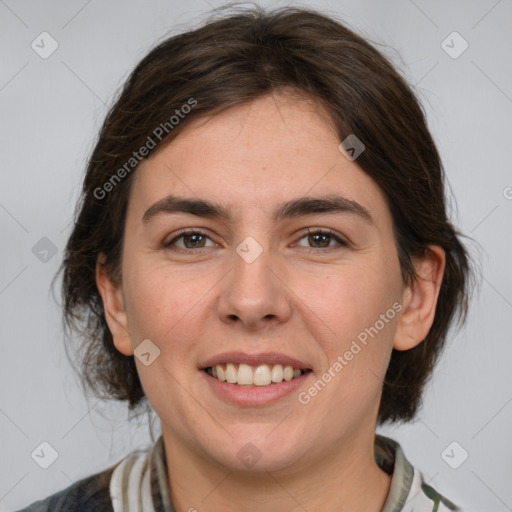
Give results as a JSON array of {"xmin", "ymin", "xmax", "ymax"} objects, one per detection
[{"xmin": 216, "ymin": 241, "xmax": 292, "ymax": 331}]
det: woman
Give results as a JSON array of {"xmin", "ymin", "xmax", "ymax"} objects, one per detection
[{"xmin": 19, "ymin": 5, "xmax": 471, "ymax": 511}]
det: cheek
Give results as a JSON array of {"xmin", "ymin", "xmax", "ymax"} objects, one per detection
[
  {"xmin": 296, "ymin": 258, "xmax": 402, "ymax": 404},
  {"xmin": 121, "ymin": 260, "xmax": 213, "ymax": 363},
  {"xmin": 302, "ymin": 260, "xmax": 401, "ymax": 348},
  {"xmin": 121, "ymin": 263, "xmax": 213, "ymax": 418}
]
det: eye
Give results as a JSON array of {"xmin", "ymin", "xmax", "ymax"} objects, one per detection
[
  {"xmin": 163, "ymin": 228, "xmax": 347, "ymax": 255},
  {"xmin": 294, "ymin": 228, "xmax": 347, "ymax": 251},
  {"xmin": 164, "ymin": 229, "xmax": 217, "ymax": 253}
]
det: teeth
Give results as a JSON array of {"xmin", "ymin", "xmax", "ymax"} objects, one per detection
[
  {"xmin": 225, "ymin": 363, "xmax": 237, "ymax": 384},
  {"xmin": 271, "ymin": 364, "xmax": 283, "ymax": 383},
  {"xmin": 283, "ymin": 366, "xmax": 294, "ymax": 381},
  {"xmin": 208, "ymin": 363, "xmax": 305, "ymax": 386},
  {"xmin": 237, "ymin": 364, "xmax": 253, "ymax": 385},
  {"xmin": 253, "ymin": 364, "xmax": 271, "ymax": 386}
]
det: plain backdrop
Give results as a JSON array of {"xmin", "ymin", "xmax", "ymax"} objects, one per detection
[{"xmin": 1, "ymin": 0, "xmax": 511, "ymax": 510}]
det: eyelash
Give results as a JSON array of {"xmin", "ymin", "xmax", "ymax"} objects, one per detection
[{"xmin": 163, "ymin": 228, "xmax": 348, "ymax": 255}]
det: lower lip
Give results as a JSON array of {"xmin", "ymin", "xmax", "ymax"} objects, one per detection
[{"xmin": 202, "ymin": 370, "xmax": 311, "ymax": 406}]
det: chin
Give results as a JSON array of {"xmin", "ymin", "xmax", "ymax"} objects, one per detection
[{"xmin": 207, "ymin": 427, "xmax": 310, "ymax": 474}]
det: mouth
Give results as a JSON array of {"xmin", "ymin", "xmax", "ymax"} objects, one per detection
[
  {"xmin": 204, "ymin": 363, "xmax": 310, "ymax": 387},
  {"xmin": 199, "ymin": 352, "xmax": 312, "ymax": 405}
]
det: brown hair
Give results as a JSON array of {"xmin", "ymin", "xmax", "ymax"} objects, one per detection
[{"xmin": 60, "ymin": 5, "xmax": 471, "ymax": 424}]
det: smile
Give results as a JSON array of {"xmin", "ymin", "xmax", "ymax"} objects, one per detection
[{"xmin": 205, "ymin": 363, "xmax": 306, "ymax": 386}]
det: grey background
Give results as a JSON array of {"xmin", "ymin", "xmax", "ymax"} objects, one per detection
[{"xmin": 1, "ymin": 0, "xmax": 511, "ymax": 510}]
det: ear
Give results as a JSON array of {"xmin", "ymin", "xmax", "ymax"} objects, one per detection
[
  {"xmin": 393, "ymin": 245, "xmax": 446, "ymax": 351},
  {"xmin": 95, "ymin": 253, "xmax": 134, "ymax": 356}
]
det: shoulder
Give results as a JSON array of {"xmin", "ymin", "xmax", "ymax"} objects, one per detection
[
  {"xmin": 375, "ymin": 435, "xmax": 463, "ymax": 512},
  {"xmin": 15, "ymin": 464, "xmax": 116, "ymax": 512},
  {"xmin": 15, "ymin": 437, "xmax": 170, "ymax": 512},
  {"xmin": 407, "ymin": 466, "xmax": 460, "ymax": 511}
]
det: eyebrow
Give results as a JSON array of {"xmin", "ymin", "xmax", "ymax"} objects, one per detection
[{"xmin": 142, "ymin": 194, "xmax": 373, "ymax": 224}]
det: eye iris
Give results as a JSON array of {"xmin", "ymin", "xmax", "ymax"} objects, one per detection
[
  {"xmin": 309, "ymin": 233, "xmax": 330, "ymax": 248},
  {"xmin": 184, "ymin": 233, "xmax": 205, "ymax": 248}
]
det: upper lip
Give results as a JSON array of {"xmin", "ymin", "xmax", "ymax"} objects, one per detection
[{"xmin": 199, "ymin": 352, "xmax": 311, "ymax": 370}]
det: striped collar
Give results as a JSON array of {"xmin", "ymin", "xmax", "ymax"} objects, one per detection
[{"xmin": 110, "ymin": 436, "xmax": 173, "ymax": 512}]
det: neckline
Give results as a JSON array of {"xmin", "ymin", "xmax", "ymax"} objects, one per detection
[{"xmin": 149, "ymin": 434, "xmax": 415, "ymax": 512}]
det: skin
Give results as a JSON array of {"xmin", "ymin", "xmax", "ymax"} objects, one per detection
[{"xmin": 97, "ymin": 91, "xmax": 445, "ymax": 511}]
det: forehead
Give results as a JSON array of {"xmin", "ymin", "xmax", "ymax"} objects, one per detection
[{"xmin": 129, "ymin": 93, "xmax": 390, "ymax": 225}]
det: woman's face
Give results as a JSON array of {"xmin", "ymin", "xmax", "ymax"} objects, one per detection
[{"xmin": 105, "ymin": 92, "xmax": 410, "ymax": 472}]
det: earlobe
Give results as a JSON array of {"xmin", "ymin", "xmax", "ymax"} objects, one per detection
[
  {"xmin": 95, "ymin": 254, "xmax": 134, "ymax": 356},
  {"xmin": 393, "ymin": 245, "xmax": 446, "ymax": 351}
]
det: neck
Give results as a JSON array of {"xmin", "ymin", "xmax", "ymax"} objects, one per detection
[{"xmin": 162, "ymin": 429, "xmax": 391, "ymax": 512}]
